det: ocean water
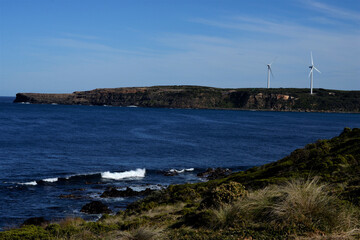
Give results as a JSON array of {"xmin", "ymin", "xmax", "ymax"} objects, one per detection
[{"xmin": 0, "ymin": 96, "xmax": 359, "ymax": 229}]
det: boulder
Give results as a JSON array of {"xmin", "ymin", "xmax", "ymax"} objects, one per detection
[
  {"xmin": 100, "ymin": 187, "xmax": 154, "ymax": 198},
  {"xmin": 22, "ymin": 217, "xmax": 49, "ymax": 226},
  {"xmin": 197, "ymin": 167, "xmax": 232, "ymax": 180},
  {"xmin": 80, "ymin": 201, "xmax": 111, "ymax": 214}
]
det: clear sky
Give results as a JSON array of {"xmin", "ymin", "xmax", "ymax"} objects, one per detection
[{"xmin": 0, "ymin": 0, "xmax": 359, "ymax": 96}]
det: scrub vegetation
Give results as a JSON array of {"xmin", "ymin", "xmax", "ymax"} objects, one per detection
[{"xmin": 1, "ymin": 128, "xmax": 360, "ymax": 239}]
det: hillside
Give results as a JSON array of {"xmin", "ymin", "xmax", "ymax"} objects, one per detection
[
  {"xmin": 2, "ymin": 128, "xmax": 360, "ymax": 239},
  {"xmin": 14, "ymin": 86, "xmax": 360, "ymax": 112}
]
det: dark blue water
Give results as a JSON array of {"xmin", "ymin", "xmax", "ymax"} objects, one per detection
[{"xmin": 0, "ymin": 96, "xmax": 359, "ymax": 229}]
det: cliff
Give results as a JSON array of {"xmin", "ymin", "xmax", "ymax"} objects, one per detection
[{"xmin": 14, "ymin": 86, "xmax": 360, "ymax": 112}]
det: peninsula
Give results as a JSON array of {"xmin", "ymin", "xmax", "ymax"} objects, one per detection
[{"xmin": 14, "ymin": 86, "xmax": 360, "ymax": 112}]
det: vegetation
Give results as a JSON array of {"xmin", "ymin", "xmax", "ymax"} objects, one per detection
[{"xmin": 1, "ymin": 128, "xmax": 360, "ymax": 239}]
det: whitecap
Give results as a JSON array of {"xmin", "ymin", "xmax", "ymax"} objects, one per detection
[
  {"xmin": 169, "ymin": 169, "xmax": 184, "ymax": 173},
  {"xmin": 169, "ymin": 168, "xmax": 194, "ymax": 173},
  {"xmin": 43, "ymin": 177, "xmax": 58, "ymax": 183},
  {"xmin": 20, "ymin": 181, "xmax": 37, "ymax": 186},
  {"xmin": 101, "ymin": 168, "xmax": 146, "ymax": 180},
  {"xmin": 128, "ymin": 185, "xmax": 164, "ymax": 192}
]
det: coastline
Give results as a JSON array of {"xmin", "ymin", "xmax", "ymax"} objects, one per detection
[{"xmin": 2, "ymin": 128, "xmax": 360, "ymax": 239}]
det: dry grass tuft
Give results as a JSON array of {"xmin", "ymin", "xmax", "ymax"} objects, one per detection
[
  {"xmin": 209, "ymin": 204, "xmax": 242, "ymax": 229},
  {"xmin": 111, "ymin": 226, "xmax": 163, "ymax": 240},
  {"xmin": 271, "ymin": 178, "xmax": 359, "ymax": 232},
  {"xmin": 58, "ymin": 217, "xmax": 85, "ymax": 228}
]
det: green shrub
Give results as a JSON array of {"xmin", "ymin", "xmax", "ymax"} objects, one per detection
[
  {"xmin": 0, "ymin": 225, "xmax": 50, "ymax": 240},
  {"xmin": 201, "ymin": 181, "xmax": 247, "ymax": 208}
]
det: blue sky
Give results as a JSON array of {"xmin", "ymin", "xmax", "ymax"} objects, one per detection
[{"xmin": 0, "ymin": 0, "xmax": 359, "ymax": 96}]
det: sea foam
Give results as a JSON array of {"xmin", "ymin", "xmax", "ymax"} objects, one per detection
[
  {"xmin": 43, "ymin": 177, "xmax": 58, "ymax": 183},
  {"xmin": 169, "ymin": 168, "xmax": 194, "ymax": 173},
  {"xmin": 20, "ymin": 181, "xmax": 37, "ymax": 186},
  {"xmin": 101, "ymin": 168, "xmax": 146, "ymax": 180}
]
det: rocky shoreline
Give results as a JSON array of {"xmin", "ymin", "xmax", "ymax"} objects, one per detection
[
  {"xmin": 14, "ymin": 86, "xmax": 360, "ymax": 112},
  {"xmin": 2, "ymin": 128, "xmax": 360, "ymax": 239},
  {"xmin": 20, "ymin": 167, "xmax": 233, "ymax": 225}
]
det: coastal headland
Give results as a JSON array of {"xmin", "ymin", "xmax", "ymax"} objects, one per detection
[{"xmin": 14, "ymin": 86, "xmax": 360, "ymax": 112}]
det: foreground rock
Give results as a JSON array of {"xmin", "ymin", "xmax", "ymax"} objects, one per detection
[
  {"xmin": 22, "ymin": 217, "xmax": 49, "ymax": 226},
  {"xmin": 100, "ymin": 187, "xmax": 153, "ymax": 198},
  {"xmin": 80, "ymin": 201, "xmax": 111, "ymax": 214},
  {"xmin": 197, "ymin": 168, "xmax": 232, "ymax": 180}
]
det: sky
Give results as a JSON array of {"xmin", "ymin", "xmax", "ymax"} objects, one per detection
[{"xmin": 0, "ymin": 0, "xmax": 359, "ymax": 96}]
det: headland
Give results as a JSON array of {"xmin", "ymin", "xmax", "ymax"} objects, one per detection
[{"xmin": 14, "ymin": 86, "xmax": 360, "ymax": 112}]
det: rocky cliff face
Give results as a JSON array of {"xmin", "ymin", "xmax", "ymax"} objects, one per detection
[{"xmin": 14, "ymin": 86, "xmax": 360, "ymax": 112}]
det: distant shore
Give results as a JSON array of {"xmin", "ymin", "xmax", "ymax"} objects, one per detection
[{"xmin": 14, "ymin": 86, "xmax": 360, "ymax": 113}]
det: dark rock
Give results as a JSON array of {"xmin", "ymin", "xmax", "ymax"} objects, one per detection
[
  {"xmin": 197, "ymin": 167, "xmax": 232, "ymax": 180},
  {"xmin": 22, "ymin": 217, "xmax": 49, "ymax": 226},
  {"xmin": 80, "ymin": 201, "xmax": 111, "ymax": 214},
  {"xmin": 59, "ymin": 194, "xmax": 83, "ymax": 199},
  {"xmin": 163, "ymin": 171, "xmax": 178, "ymax": 176},
  {"xmin": 100, "ymin": 187, "xmax": 154, "ymax": 198},
  {"xmin": 69, "ymin": 188, "xmax": 85, "ymax": 191}
]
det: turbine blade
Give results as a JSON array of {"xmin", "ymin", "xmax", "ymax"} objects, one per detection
[
  {"xmin": 309, "ymin": 68, "xmax": 313, "ymax": 78},
  {"xmin": 270, "ymin": 67, "xmax": 275, "ymax": 78},
  {"xmin": 270, "ymin": 57, "xmax": 277, "ymax": 65},
  {"xmin": 311, "ymin": 51, "xmax": 313, "ymax": 65},
  {"xmin": 314, "ymin": 67, "xmax": 321, "ymax": 73}
]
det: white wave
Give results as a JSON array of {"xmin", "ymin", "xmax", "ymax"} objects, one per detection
[
  {"xmin": 43, "ymin": 177, "xmax": 58, "ymax": 183},
  {"xmin": 169, "ymin": 168, "xmax": 194, "ymax": 173},
  {"xmin": 101, "ymin": 168, "xmax": 146, "ymax": 180},
  {"xmin": 127, "ymin": 105, "xmax": 138, "ymax": 108},
  {"xmin": 20, "ymin": 181, "xmax": 37, "ymax": 186},
  {"xmin": 51, "ymin": 103, "xmax": 58, "ymax": 105},
  {"xmin": 127, "ymin": 185, "xmax": 164, "ymax": 192},
  {"xmin": 169, "ymin": 169, "xmax": 184, "ymax": 173},
  {"xmin": 64, "ymin": 172, "xmax": 99, "ymax": 179}
]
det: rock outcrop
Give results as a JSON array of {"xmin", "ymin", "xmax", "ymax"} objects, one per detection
[
  {"xmin": 14, "ymin": 86, "xmax": 360, "ymax": 112},
  {"xmin": 100, "ymin": 187, "xmax": 153, "ymax": 198},
  {"xmin": 80, "ymin": 201, "xmax": 111, "ymax": 214}
]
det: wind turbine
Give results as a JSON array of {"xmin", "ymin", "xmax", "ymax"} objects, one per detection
[
  {"xmin": 308, "ymin": 52, "xmax": 321, "ymax": 94},
  {"xmin": 266, "ymin": 59, "xmax": 275, "ymax": 88}
]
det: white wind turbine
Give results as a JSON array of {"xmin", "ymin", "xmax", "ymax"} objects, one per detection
[
  {"xmin": 309, "ymin": 52, "xmax": 321, "ymax": 94},
  {"xmin": 266, "ymin": 59, "xmax": 275, "ymax": 88}
]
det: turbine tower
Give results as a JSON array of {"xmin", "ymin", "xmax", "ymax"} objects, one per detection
[
  {"xmin": 266, "ymin": 60, "xmax": 275, "ymax": 89},
  {"xmin": 308, "ymin": 52, "xmax": 321, "ymax": 94}
]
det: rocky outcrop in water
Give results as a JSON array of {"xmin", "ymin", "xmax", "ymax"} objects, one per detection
[
  {"xmin": 14, "ymin": 86, "xmax": 360, "ymax": 112},
  {"xmin": 197, "ymin": 168, "xmax": 232, "ymax": 180},
  {"xmin": 100, "ymin": 187, "xmax": 153, "ymax": 198}
]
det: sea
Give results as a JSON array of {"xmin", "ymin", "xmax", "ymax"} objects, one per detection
[{"xmin": 0, "ymin": 96, "xmax": 359, "ymax": 230}]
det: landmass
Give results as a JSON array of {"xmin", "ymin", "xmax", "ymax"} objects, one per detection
[
  {"xmin": 2, "ymin": 128, "xmax": 360, "ymax": 239},
  {"xmin": 14, "ymin": 86, "xmax": 360, "ymax": 112}
]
